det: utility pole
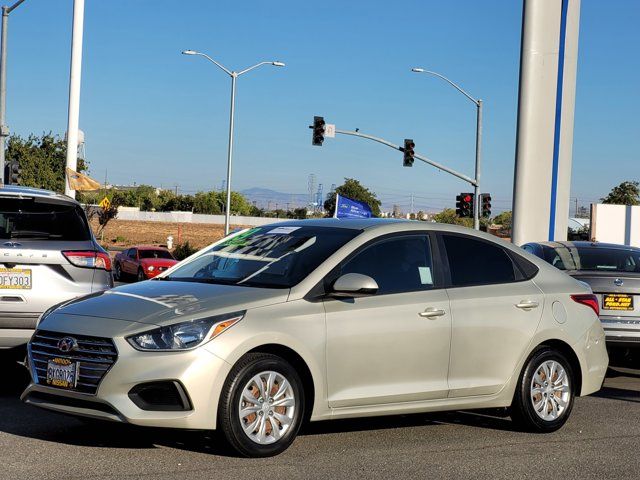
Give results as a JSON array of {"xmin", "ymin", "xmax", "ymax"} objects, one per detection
[
  {"xmin": 64, "ymin": 0, "xmax": 85, "ymax": 198},
  {"xmin": 0, "ymin": 0, "xmax": 28, "ymax": 185}
]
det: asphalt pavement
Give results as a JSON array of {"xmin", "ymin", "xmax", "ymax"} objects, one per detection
[{"xmin": 1, "ymin": 354, "xmax": 640, "ymax": 480}]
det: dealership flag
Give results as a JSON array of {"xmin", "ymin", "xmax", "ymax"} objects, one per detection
[
  {"xmin": 66, "ymin": 168, "xmax": 101, "ymax": 191},
  {"xmin": 334, "ymin": 193, "xmax": 373, "ymax": 219}
]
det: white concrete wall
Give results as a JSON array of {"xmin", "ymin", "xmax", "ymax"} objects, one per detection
[
  {"xmin": 114, "ymin": 208, "xmax": 289, "ymax": 226},
  {"xmin": 591, "ymin": 204, "xmax": 640, "ymax": 247}
]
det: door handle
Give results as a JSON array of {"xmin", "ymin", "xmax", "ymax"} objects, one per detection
[
  {"xmin": 419, "ymin": 307, "xmax": 446, "ymax": 319},
  {"xmin": 515, "ymin": 300, "xmax": 539, "ymax": 310}
]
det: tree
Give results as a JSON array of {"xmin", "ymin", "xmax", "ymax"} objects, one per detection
[
  {"xmin": 601, "ymin": 181, "xmax": 640, "ymax": 206},
  {"xmin": 6, "ymin": 133, "xmax": 87, "ymax": 193},
  {"xmin": 323, "ymin": 178, "xmax": 382, "ymax": 217},
  {"xmin": 493, "ymin": 211, "xmax": 512, "ymax": 230},
  {"xmin": 433, "ymin": 208, "xmax": 472, "ymax": 227}
]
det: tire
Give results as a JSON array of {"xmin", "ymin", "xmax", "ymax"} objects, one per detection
[
  {"xmin": 218, "ymin": 353, "xmax": 305, "ymax": 457},
  {"xmin": 137, "ymin": 268, "xmax": 146, "ymax": 282},
  {"xmin": 114, "ymin": 262, "xmax": 122, "ymax": 281},
  {"xmin": 511, "ymin": 347, "xmax": 575, "ymax": 433}
]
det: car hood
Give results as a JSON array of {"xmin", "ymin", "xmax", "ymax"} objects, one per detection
[{"xmin": 41, "ymin": 280, "xmax": 290, "ymax": 329}]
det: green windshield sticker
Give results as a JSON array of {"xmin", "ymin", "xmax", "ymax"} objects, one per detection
[{"xmin": 220, "ymin": 228, "xmax": 261, "ymax": 247}]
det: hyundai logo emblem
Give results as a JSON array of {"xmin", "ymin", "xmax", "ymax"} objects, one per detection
[
  {"xmin": 614, "ymin": 278, "xmax": 624, "ymax": 287},
  {"xmin": 57, "ymin": 337, "xmax": 78, "ymax": 353}
]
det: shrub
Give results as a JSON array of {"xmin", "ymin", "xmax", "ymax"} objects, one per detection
[{"xmin": 172, "ymin": 241, "xmax": 198, "ymax": 260}]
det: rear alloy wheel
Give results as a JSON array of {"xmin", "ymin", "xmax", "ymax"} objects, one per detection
[
  {"xmin": 511, "ymin": 347, "xmax": 575, "ymax": 432},
  {"xmin": 218, "ymin": 353, "xmax": 304, "ymax": 457},
  {"xmin": 137, "ymin": 268, "xmax": 146, "ymax": 282}
]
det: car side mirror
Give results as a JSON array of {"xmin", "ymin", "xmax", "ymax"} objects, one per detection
[{"xmin": 330, "ymin": 273, "xmax": 379, "ymax": 298}]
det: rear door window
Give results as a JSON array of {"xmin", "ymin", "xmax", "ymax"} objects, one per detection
[
  {"xmin": 442, "ymin": 234, "xmax": 518, "ymax": 287},
  {"xmin": 0, "ymin": 198, "xmax": 90, "ymax": 241},
  {"xmin": 339, "ymin": 235, "xmax": 435, "ymax": 295}
]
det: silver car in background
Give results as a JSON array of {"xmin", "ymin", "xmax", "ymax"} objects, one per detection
[
  {"xmin": 22, "ymin": 220, "xmax": 607, "ymax": 457},
  {"xmin": 0, "ymin": 186, "xmax": 113, "ymax": 354},
  {"xmin": 523, "ymin": 241, "xmax": 640, "ymax": 347}
]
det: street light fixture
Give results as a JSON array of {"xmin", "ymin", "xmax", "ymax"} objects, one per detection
[
  {"xmin": 412, "ymin": 67, "xmax": 483, "ymax": 230},
  {"xmin": 182, "ymin": 49, "xmax": 285, "ymax": 235}
]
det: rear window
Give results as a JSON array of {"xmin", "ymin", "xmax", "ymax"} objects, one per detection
[
  {"xmin": 139, "ymin": 249, "xmax": 174, "ymax": 260},
  {"xmin": 442, "ymin": 234, "xmax": 518, "ymax": 286},
  {"xmin": 544, "ymin": 246, "xmax": 640, "ymax": 273},
  {"xmin": 0, "ymin": 198, "xmax": 91, "ymax": 241}
]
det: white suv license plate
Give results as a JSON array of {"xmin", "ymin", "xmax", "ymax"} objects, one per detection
[
  {"xmin": 46, "ymin": 358, "xmax": 79, "ymax": 389},
  {"xmin": 0, "ymin": 268, "xmax": 32, "ymax": 289}
]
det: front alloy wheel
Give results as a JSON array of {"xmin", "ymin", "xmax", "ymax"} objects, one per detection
[
  {"xmin": 511, "ymin": 347, "xmax": 575, "ymax": 432},
  {"xmin": 219, "ymin": 353, "xmax": 304, "ymax": 457}
]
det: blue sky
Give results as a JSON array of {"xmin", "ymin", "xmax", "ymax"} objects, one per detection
[{"xmin": 5, "ymin": 0, "xmax": 639, "ymax": 213}]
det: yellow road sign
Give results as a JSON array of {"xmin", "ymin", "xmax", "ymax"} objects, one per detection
[{"xmin": 99, "ymin": 197, "xmax": 111, "ymax": 210}]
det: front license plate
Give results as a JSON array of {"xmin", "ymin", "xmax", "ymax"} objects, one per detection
[
  {"xmin": 602, "ymin": 293, "xmax": 634, "ymax": 311},
  {"xmin": 0, "ymin": 268, "xmax": 32, "ymax": 289},
  {"xmin": 46, "ymin": 358, "xmax": 79, "ymax": 389}
]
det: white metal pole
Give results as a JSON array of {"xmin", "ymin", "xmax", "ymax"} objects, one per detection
[
  {"xmin": 224, "ymin": 73, "xmax": 237, "ymax": 236},
  {"xmin": 473, "ymin": 99, "xmax": 483, "ymax": 230},
  {"xmin": 64, "ymin": 0, "xmax": 85, "ymax": 198}
]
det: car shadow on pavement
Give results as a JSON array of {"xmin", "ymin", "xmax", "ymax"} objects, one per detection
[{"xmin": 0, "ymin": 359, "xmax": 236, "ymax": 456}]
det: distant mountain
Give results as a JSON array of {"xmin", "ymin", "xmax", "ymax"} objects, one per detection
[{"xmin": 241, "ymin": 187, "xmax": 311, "ymax": 210}]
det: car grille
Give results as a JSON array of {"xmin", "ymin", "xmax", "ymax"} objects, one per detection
[{"xmin": 28, "ymin": 330, "xmax": 118, "ymax": 395}]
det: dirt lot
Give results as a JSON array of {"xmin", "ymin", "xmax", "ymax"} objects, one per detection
[{"xmin": 90, "ymin": 219, "xmax": 249, "ymax": 249}]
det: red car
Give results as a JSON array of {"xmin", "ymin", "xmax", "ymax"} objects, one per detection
[{"xmin": 114, "ymin": 246, "xmax": 178, "ymax": 282}]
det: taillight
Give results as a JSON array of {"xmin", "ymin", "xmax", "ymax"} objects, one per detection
[
  {"xmin": 62, "ymin": 251, "xmax": 112, "ymax": 271},
  {"xmin": 571, "ymin": 294, "xmax": 599, "ymax": 317}
]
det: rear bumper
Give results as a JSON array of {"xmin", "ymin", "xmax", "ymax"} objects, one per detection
[
  {"xmin": 0, "ymin": 312, "xmax": 39, "ymax": 348},
  {"xmin": 601, "ymin": 318, "xmax": 640, "ymax": 346}
]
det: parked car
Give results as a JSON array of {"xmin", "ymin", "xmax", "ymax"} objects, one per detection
[
  {"xmin": 0, "ymin": 185, "xmax": 113, "ymax": 355},
  {"xmin": 22, "ymin": 219, "xmax": 607, "ymax": 457},
  {"xmin": 114, "ymin": 246, "xmax": 178, "ymax": 282},
  {"xmin": 523, "ymin": 241, "xmax": 640, "ymax": 347}
]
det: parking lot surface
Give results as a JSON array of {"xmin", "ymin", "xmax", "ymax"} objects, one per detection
[{"xmin": 1, "ymin": 357, "xmax": 639, "ymax": 480}]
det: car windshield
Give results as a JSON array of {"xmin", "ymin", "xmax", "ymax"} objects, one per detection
[
  {"xmin": 161, "ymin": 226, "xmax": 360, "ymax": 288},
  {"xmin": 139, "ymin": 249, "xmax": 174, "ymax": 260},
  {"xmin": 0, "ymin": 198, "xmax": 90, "ymax": 241},
  {"xmin": 544, "ymin": 246, "xmax": 640, "ymax": 273}
]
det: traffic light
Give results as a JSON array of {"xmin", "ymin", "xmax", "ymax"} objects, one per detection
[
  {"xmin": 402, "ymin": 139, "xmax": 415, "ymax": 167},
  {"xmin": 455, "ymin": 192, "xmax": 474, "ymax": 218},
  {"xmin": 480, "ymin": 193, "xmax": 492, "ymax": 218},
  {"xmin": 4, "ymin": 160, "xmax": 21, "ymax": 185},
  {"xmin": 311, "ymin": 116, "xmax": 326, "ymax": 146}
]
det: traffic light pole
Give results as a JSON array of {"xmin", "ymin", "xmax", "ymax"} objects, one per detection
[
  {"xmin": 336, "ymin": 127, "xmax": 482, "ymax": 204},
  {"xmin": 473, "ymin": 99, "xmax": 483, "ymax": 230},
  {"xmin": 335, "ymin": 129, "xmax": 476, "ymax": 185}
]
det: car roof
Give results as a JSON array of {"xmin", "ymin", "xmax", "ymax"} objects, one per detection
[
  {"xmin": 527, "ymin": 240, "xmax": 640, "ymax": 252},
  {"xmin": 0, "ymin": 185, "xmax": 79, "ymax": 205},
  {"xmin": 255, "ymin": 218, "xmax": 500, "ymax": 237}
]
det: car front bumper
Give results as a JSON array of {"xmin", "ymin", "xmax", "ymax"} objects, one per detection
[{"xmin": 21, "ymin": 337, "xmax": 232, "ymax": 430}]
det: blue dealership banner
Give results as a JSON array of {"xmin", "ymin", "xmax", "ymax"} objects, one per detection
[{"xmin": 334, "ymin": 194, "xmax": 373, "ymax": 219}]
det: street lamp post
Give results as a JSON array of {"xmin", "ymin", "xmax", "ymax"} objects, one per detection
[
  {"xmin": 182, "ymin": 50, "xmax": 285, "ymax": 235},
  {"xmin": 0, "ymin": 0, "xmax": 27, "ymax": 185},
  {"xmin": 411, "ymin": 68, "xmax": 483, "ymax": 230}
]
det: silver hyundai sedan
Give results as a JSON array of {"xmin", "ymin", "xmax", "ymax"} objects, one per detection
[{"xmin": 22, "ymin": 219, "xmax": 608, "ymax": 457}]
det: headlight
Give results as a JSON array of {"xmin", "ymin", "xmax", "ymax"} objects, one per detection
[
  {"xmin": 126, "ymin": 311, "xmax": 245, "ymax": 351},
  {"xmin": 147, "ymin": 265, "xmax": 155, "ymax": 271}
]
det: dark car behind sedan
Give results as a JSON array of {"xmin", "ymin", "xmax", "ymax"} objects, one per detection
[{"xmin": 523, "ymin": 241, "xmax": 640, "ymax": 348}]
